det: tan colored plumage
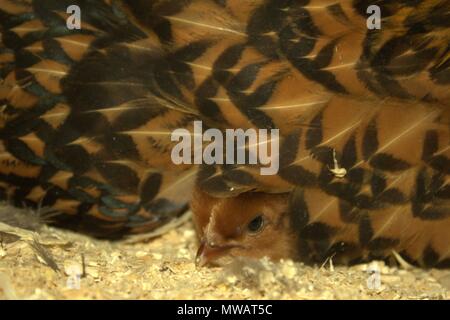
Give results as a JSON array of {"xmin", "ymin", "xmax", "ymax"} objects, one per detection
[{"xmin": 0, "ymin": 0, "xmax": 448, "ymax": 266}]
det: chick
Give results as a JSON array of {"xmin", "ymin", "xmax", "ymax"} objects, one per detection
[{"xmin": 191, "ymin": 187, "xmax": 298, "ymax": 267}]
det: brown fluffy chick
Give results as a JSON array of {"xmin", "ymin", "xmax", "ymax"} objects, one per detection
[{"xmin": 191, "ymin": 187, "xmax": 299, "ymax": 267}]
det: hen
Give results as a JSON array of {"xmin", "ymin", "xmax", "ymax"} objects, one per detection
[{"xmin": 0, "ymin": 0, "xmax": 449, "ymax": 267}]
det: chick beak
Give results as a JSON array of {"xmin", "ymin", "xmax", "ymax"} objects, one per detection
[{"xmin": 195, "ymin": 240, "xmax": 231, "ymax": 267}]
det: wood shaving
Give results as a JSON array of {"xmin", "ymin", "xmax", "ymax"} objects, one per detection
[{"xmin": 0, "ymin": 205, "xmax": 448, "ymax": 300}]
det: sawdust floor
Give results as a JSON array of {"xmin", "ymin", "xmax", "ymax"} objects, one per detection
[{"xmin": 0, "ymin": 205, "xmax": 449, "ymax": 300}]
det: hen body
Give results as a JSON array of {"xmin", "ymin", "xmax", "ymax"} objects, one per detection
[{"xmin": 0, "ymin": 0, "xmax": 448, "ymax": 266}]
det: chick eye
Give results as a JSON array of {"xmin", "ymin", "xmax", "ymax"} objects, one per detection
[{"xmin": 247, "ymin": 215, "xmax": 264, "ymax": 234}]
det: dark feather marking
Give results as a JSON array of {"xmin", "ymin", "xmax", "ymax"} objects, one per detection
[
  {"xmin": 98, "ymin": 133, "xmax": 140, "ymax": 161},
  {"xmin": 289, "ymin": 188, "xmax": 310, "ymax": 231},
  {"xmin": 371, "ymin": 36, "xmax": 410, "ymax": 74},
  {"xmin": 52, "ymin": 112, "xmax": 111, "ymax": 147},
  {"xmin": 326, "ymin": 3, "xmax": 351, "ymax": 24},
  {"xmin": 37, "ymin": 165, "xmax": 58, "ymax": 183},
  {"xmin": 213, "ymin": 44, "xmax": 245, "ymax": 70},
  {"xmin": 292, "ymin": 7, "xmax": 322, "ymax": 38},
  {"xmin": 196, "ymin": 99, "xmax": 227, "ymax": 124},
  {"xmin": 356, "ymin": 68, "xmax": 385, "ymax": 97},
  {"xmin": 411, "ymin": 169, "xmax": 449, "ymax": 220},
  {"xmin": 239, "ymin": 107, "xmax": 275, "ymax": 130},
  {"xmin": 428, "ymin": 155, "xmax": 450, "ymax": 174},
  {"xmin": 300, "ymin": 223, "xmax": 335, "ymax": 241},
  {"xmin": 248, "ymin": 35, "xmax": 279, "ymax": 60},
  {"xmin": 422, "ymin": 130, "xmax": 439, "ymax": 160},
  {"xmin": 341, "ymin": 135, "xmax": 357, "ymax": 168},
  {"xmin": 228, "ymin": 63, "xmax": 264, "ymax": 92},
  {"xmin": 232, "ymin": 79, "xmax": 278, "ymax": 109},
  {"xmin": 112, "ymin": 107, "xmax": 166, "ymax": 132},
  {"xmin": 172, "ymin": 40, "xmax": 212, "ymax": 62},
  {"xmin": 15, "ymin": 69, "xmax": 51, "ymax": 98},
  {"xmin": 228, "ymin": 79, "xmax": 278, "ymax": 129},
  {"xmin": 359, "ymin": 214, "xmax": 373, "ymax": 246},
  {"xmin": 195, "ymin": 76, "xmax": 219, "ymax": 98},
  {"xmin": 346, "ymin": 168, "xmax": 365, "ymax": 188},
  {"xmin": 40, "ymin": 185, "xmax": 72, "ymax": 208},
  {"xmin": 213, "ymin": 69, "xmax": 233, "ymax": 84},
  {"xmin": 310, "ymin": 146, "xmax": 334, "ymax": 166},
  {"xmin": 280, "ymin": 32, "xmax": 316, "ymax": 58},
  {"xmin": 370, "ymin": 153, "xmax": 411, "ymax": 171},
  {"xmin": 153, "ymin": 19, "xmax": 173, "ymax": 44},
  {"xmin": 100, "ymin": 195, "xmax": 138, "ymax": 212},
  {"xmin": 48, "ymin": 144, "xmax": 92, "ymax": 175},
  {"xmin": 279, "ymin": 132, "xmax": 301, "ymax": 168},
  {"xmin": 314, "ymin": 39, "xmax": 339, "ymax": 69},
  {"xmin": 430, "ymin": 57, "xmax": 450, "ymax": 84},
  {"xmin": 367, "ymin": 237, "xmax": 399, "ymax": 251},
  {"xmin": 422, "ymin": 206, "xmax": 450, "ymax": 219},
  {"xmin": 196, "ymin": 165, "xmax": 230, "ymax": 195},
  {"xmin": 375, "ymin": 73, "xmax": 412, "ymax": 99},
  {"xmin": 354, "ymin": 193, "xmax": 376, "ymax": 209},
  {"xmin": 246, "ymin": 1, "xmax": 286, "ymax": 35},
  {"xmin": 223, "ymin": 170, "xmax": 256, "ymax": 186},
  {"xmin": 67, "ymin": 184, "xmax": 97, "ymax": 203},
  {"xmin": 279, "ymin": 165, "xmax": 317, "ymax": 186},
  {"xmin": 290, "ymin": 58, "xmax": 348, "ymax": 93},
  {"xmin": 14, "ymin": 48, "xmax": 41, "ymax": 69},
  {"xmin": 370, "ymin": 172, "xmax": 387, "ymax": 196},
  {"xmin": 49, "ymin": 207, "xmax": 130, "ymax": 239},
  {"xmin": 385, "ymin": 47, "xmax": 438, "ymax": 76},
  {"xmin": 435, "ymin": 184, "xmax": 450, "ymax": 200},
  {"xmin": 5, "ymin": 139, "xmax": 46, "ymax": 166},
  {"xmin": 42, "ymin": 38, "xmax": 74, "ymax": 66},
  {"xmin": 339, "ymin": 200, "xmax": 361, "ymax": 223},
  {"xmin": 362, "ymin": 119, "xmax": 378, "ymax": 160},
  {"xmin": 153, "ymin": 62, "xmax": 185, "ymax": 102},
  {"xmin": 436, "ymin": 258, "xmax": 450, "ymax": 268},
  {"xmin": 140, "ymin": 173, "xmax": 163, "ymax": 205},
  {"xmin": 95, "ymin": 162, "xmax": 139, "ymax": 194},
  {"xmin": 169, "ymin": 60, "xmax": 196, "ymax": 90},
  {"xmin": 321, "ymin": 177, "xmax": 360, "ymax": 205},
  {"xmin": 423, "ymin": 245, "xmax": 440, "ymax": 267},
  {"xmin": 145, "ymin": 197, "xmax": 188, "ymax": 216},
  {"xmin": 377, "ymin": 188, "xmax": 407, "ymax": 204}
]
